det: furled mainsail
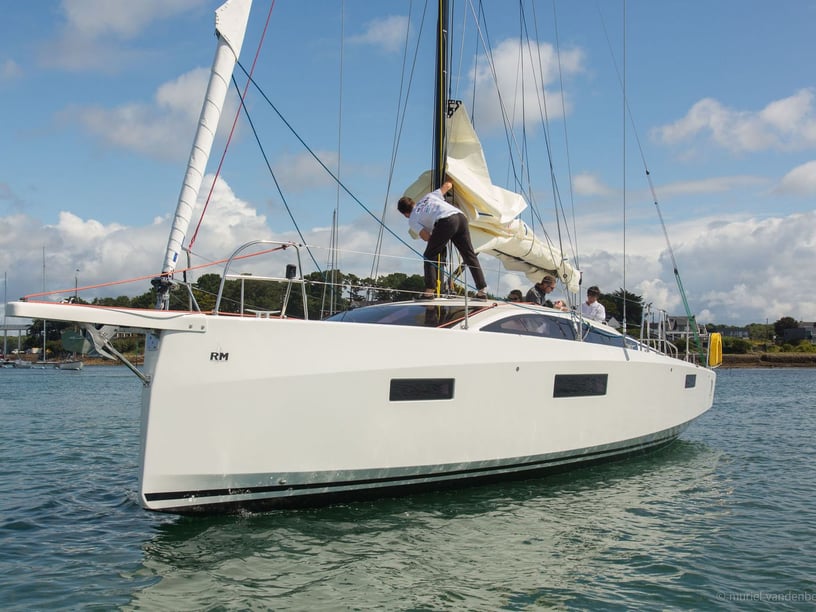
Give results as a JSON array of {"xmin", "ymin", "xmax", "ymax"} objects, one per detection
[{"xmin": 404, "ymin": 104, "xmax": 580, "ymax": 293}]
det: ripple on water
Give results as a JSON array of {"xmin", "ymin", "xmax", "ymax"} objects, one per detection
[{"xmin": 2, "ymin": 367, "xmax": 816, "ymax": 610}]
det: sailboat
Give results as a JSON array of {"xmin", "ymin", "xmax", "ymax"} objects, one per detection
[
  {"xmin": 56, "ymin": 360, "xmax": 84, "ymax": 371},
  {"xmin": 6, "ymin": 0, "xmax": 717, "ymax": 514},
  {"xmin": 56, "ymin": 328, "xmax": 89, "ymax": 370}
]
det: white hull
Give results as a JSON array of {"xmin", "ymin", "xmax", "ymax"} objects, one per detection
[
  {"xmin": 137, "ymin": 311, "xmax": 715, "ymax": 513},
  {"xmin": 7, "ymin": 298, "xmax": 715, "ymax": 514}
]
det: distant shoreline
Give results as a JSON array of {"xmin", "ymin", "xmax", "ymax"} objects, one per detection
[
  {"xmin": 721, "ymin": 353, "xmax": 816, "ymax": 368},
  {"xmin": 88, "ymin": 353, "xmax": 812, "ymax": 368}
]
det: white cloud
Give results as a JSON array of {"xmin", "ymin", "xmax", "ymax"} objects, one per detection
[
  {"xmin": 573, "ymin": 173, "xmax": 612, "ymax": 197},
  {"xmin": 53, "ymin": 210, "xmax": 125, "ymax": 241},
  {"xmin": 153, "ymin": 68, "xmax": 211, "ymax": 122},
  {"xmin": 187, "ymin": 176, "xmax": 272, "ymax": 252},
  {"xmin": 653, "ymin": 89, "xmax": 816, "ymax": 154},
  {"xmin": 568, "ymin": 173, "xmax": 766, "ymax": 222},
  {"xmin": 4, "ymin": 174, "xmax": 814, "ymax": 326},
  {"xmin": 775, "ymin": 160, "xmax": 816, "ymax": 196},
  {"xmin": 471, "ymin": 38, "xmax": 583, "ymax": 130},
  {"xmin": 349, "ymin": 16, "xmax": 409, "ymax": 54},
  {"xmin": 553, "ymin": 208, "xmax": 816, "ymax": 325},
  {"xmin": 39, "ymin": 37, "xmax": 130, "ymax": 72},
  {"xmin": 656, "ymin": 176, "xmax": 767, "ymax": 198},
  {"xmin": 60, "ymin": 0, "xmax": 200, "ymax": 39},
  {"xmin": 657, "ymin": 211, "xmax": 816, "ymax": 324},
  {"xmin": 40, "ymin": 0, "xmax": 201, "ymax": 71},
  {"xmin": 67, "ymin": 67, "xmax": 242, "ymax": 161},
  {"xmin": 635, "ymin": 278, "xmax": 681, "ymax": 315},
  {"xmin": 0, "ymin": 214, "xmax": 40, "ymax": 254}
]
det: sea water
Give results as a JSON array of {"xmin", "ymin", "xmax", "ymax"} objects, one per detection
[{"xmin": 0, "ymin": 366, "xmax": 814, "ymax": 610}]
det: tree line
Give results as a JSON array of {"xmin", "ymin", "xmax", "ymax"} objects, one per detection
[{"xmin": 8, "ymin": 273, "xmax": 809, "ymax": 356}]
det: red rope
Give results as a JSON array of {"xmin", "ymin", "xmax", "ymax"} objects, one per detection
[
  {"xmin": 22, "ymin": 244, "xmax": 289, "ymax": 301},
  {"xmin": 188, "ymin": 0, "xmax": 277, "ymax": 251}
]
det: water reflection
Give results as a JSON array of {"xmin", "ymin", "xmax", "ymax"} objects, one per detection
[{"xmin": 129, "ymin": 440, "xmax": 728, "ymax": 610}]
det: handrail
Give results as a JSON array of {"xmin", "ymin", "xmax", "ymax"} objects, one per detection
[{"xmin": 214, "ymin": 240, "xmax": 308, "ymax": 318}]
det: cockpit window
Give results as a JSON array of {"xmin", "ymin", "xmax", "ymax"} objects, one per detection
[
  {"xmin": 325, "ymin": 303, "xmax": 480, "ymax": 328},
  {"xmin": 581, "ymin": 323, "xmax": 638, "ymax": 348},
  {"xmin": 481, "ymin": 314, "xmax": 576, "ymax": 340}
]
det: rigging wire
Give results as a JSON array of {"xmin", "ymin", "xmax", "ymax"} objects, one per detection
[
  {"xmin": 234, "ymin": 52, "xmax": 480, "ymax": 297},
  {"xmin": 595, "ymin": 1, "xmax": 705, "ymax": 360},
  {"xmin": 464, "ymin": 0, "xmax": 524, "ymax": 194},
  {"xmin": 229, "ymin": 74, "xmax": 322, "ymax": 274},
  {"xmin": 622, "ymin": 0, "xmax": 627, "ymax": 335},
  {"xmin": 547, "ymin": 0, "xmax": 580, "ymax": 271},
  {"xmin": 370, "ymin": 0, "xmax": 429, "ymax": 283},
  {"xmin": 464, "ymin": 0, "xmax": 551, "ymax": 249},
  {"xmin": 514, "ymin": 7, "xmax": 527, "ymax": 194},
  {"xmin": 202, "ymin": 2, "xmax": 586, "ymax": 304},
  {"xmin": 511, "ymin": 1, "xmax": 579, "ymax": 291},
  {"xmin": 449, "ymin": 1, "xmax": 577, "ymax": 292},
  {"xmin": 519, "ymin": 4, "xmax": 571, "ymax": 268},
  {"xmin": 233, "ymin": 63, "xmax": 427, "ymax": 263},
  {"xmin": 452, "ymin": 0, "xmax": 469, "ymax": 97},
  {"xmin": 467, "ymin": 1, "xmax": 483, "ymax": 114},
  {"xmin": 322, "ymin": 0, "xmax": 346, "ymax": 317}
]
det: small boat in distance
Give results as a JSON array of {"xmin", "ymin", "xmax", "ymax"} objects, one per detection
[{"xmin": 56, "ymin": 360, "xmax": 84, "ymax": 371}]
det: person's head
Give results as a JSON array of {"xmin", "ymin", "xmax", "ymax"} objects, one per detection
[
  {"xmin": 397, "ymin": 196, "xmax": 415, "ymax": 218},
  {"xmin": 537, "ymin": 274, "xmax": 556, "ymax": 293},
  {"xmin": 586, "ymin": 286, "xmax": 601, "ymax": 302},
  {"xmin": 508, "ymin": 289, "xmax": 523, "ymax": 302}
]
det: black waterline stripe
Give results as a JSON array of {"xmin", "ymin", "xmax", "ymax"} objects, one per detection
[{"xmin": 144, "ymin": 434, "xmax": 675, "ymax": 503}]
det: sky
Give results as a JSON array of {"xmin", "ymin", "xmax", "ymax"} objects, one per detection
[{"xmin": 1, "ymin": 0, "xmax": 815, "ymax": 326}]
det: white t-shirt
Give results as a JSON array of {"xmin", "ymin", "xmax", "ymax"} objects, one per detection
[
  {"xmin": 408, "ymin": 188, "xmax": 462, "ymax": 236},
  {"xmin": 581, "ymin": 300, "xmax": 606, "ymax": 323}
]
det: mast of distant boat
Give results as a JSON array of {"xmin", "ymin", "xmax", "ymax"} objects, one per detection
[
  {"xmin": 2, "ymin": 271, "xmax": 7, "ymax": 358},
  {"xmin": 42, "ymin": 246, "xmax": 46, "ymax": 362},
  {"xmin": 154, "ymin": 0, "xmax": 253, "ymax": 310}
]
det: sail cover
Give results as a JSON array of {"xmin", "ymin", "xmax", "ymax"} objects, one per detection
[{"xmin": 403, "ymin": 104, "xmax": 580, "ymax": 293}]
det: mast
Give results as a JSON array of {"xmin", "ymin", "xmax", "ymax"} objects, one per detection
[
  {"xmin": 432, "ymin": 0, "xmax": 449, "ymax": 188},
  {"xmin": 155, "ymin": 0, "xmax": 252, "ymax": 309}
]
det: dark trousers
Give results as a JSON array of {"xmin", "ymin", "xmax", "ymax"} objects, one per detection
[{"xmin": 423, "ymin": 213, "xmax": 486, "ymax": 291}]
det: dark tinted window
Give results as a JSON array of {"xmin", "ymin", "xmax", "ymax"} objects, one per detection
[
  {"xmin": 584, "ymin": 328, "xmax": 623, "ymax": 346},
  {"xmin": 390, "ymin": 378, "xmax": 455, "ymax": 401},
  {"xmin": 326, "ymin": 303, "xmax": 481, "ymax": 328},
  {"xmin": 582, "ymin": 324, "xmax": 627, "ymax": 347},
  {"xmin": 553, "ymin": 374, "xmax": 608, "ymax": 397},
  {"xmin": 685, "ymin": 374, "xmax": 697, "ymax": 388},
  {"xmin": 482, "ymin": 314, "xmax": 576, "ymax": 340}
]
